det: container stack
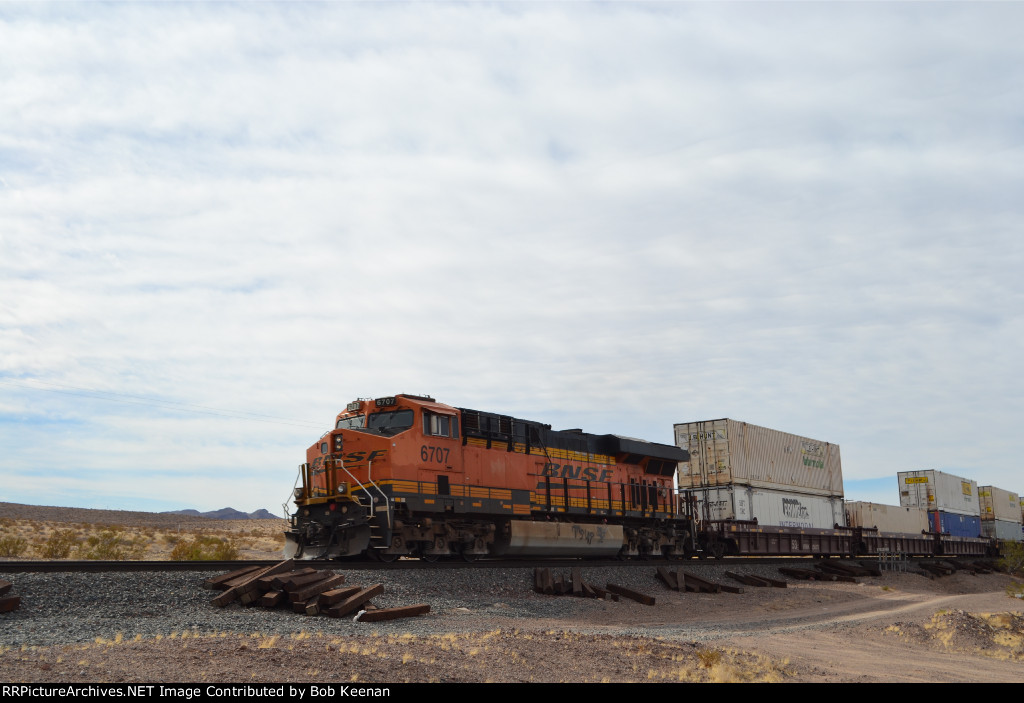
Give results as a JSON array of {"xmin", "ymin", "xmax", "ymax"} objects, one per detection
[
  {"xmin": 674, "ymin": 419, "xmax": 845, "ymax": 529},
  {"xmin": 979, "ymin": 485, "xmax": 1022, "ymax": 542},
  {"xmin": 897, "ymin": 470, "xmax": 981, "ymax": 537}
]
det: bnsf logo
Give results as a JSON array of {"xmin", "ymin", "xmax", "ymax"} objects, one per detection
[{"xmin": 541, "ymin": 463, "xmax": 613, "ymax": 482}]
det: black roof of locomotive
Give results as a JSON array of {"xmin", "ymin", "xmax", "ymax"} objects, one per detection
[{"xmin": 458, "ymin": 407, "xmax": 688, "ymax": 463}]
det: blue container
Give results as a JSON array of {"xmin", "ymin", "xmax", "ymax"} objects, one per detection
[{"xmin": 929, "ymin": 511, "xmax": 982, "ymax": 537}]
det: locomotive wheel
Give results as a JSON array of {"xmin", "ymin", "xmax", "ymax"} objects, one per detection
[
  {"xmin": 709, "ymin": 542, "xmax": 726, "ymax": 560},
  {"xmin": 417, "ymin": 543, "xmax": 440, "ymax": 562},
  {"xmin": 370, "ymin": 548, "xmax": 398, "ymax": 563}
]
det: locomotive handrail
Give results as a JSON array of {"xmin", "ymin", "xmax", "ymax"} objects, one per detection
[
  {"xmin": 285, "ymin": 465, "xmax": 304, "ymax": 516},
  {"xmin": 309, "ymin": 458, "xmax": 387, "ymax": 523},
  {"xmin": 362, "ymin": 459, "xmax": 392, "ymax": 532},
  {"xmin": 313, "ymin": 457, "xmax": 394, "ymax": 536}
]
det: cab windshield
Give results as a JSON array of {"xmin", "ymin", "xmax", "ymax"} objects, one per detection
[
  {"xmin": 366, "ymin": 409, "xmax": 414, "ymax": 435},
  {"xmin": 336, "ymin": 414, "xmax": 365, "ymax": 430}
]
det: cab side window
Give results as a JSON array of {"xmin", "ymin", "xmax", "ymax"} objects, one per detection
[{"xmin": 423, "ymin": 411, "xmax": 459, "ymax": 438}]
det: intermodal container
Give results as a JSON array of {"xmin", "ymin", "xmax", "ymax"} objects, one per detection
[
  {"xmin": 981, "ymin": 519, "xmax": 1023, "ymax": 542},
  {"xmin": 845, "ymin": 501, "xmax": 929, "ymax": 533},
  {"xmin": 690, "ymin": 485, "xmax": 845, "ymax": 529},
  {"xmin": 979, "ymin": 486, "xmax": 1022, "ymax": 523},
  {"xmin": 898, "ymin": 470, "xmax": 980, "ymax": 516},
  {"xmin": 928, "ymin": 510, "xmax": 982, "ymax": 538},
  {"xmin": 674, "ymin": 419, "xmax": 843, "ymax": 497}
]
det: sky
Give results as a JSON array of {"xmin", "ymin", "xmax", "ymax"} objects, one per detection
[{"xmin": 1, "ymin": 2, "xmax": 1022, "ymax": 516}]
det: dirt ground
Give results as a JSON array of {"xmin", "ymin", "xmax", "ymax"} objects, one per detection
[{"xmin": 705, "ymin": 576, "xmax": 1024, "ymax": 683}]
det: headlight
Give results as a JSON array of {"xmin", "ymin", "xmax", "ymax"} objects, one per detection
[
  {"xmin": 337, "ymin": 482, "xmax": 348, "ymax": 494},
  {"xmin": 293, "ymin": 487, "xmax": 304, "ymax": 500},
  {"xmin": 333, "ymin": 434, "xmax": 343, "ymax": 451}
]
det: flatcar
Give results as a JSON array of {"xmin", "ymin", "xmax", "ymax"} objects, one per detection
[
  {"xmin": 690, "ymin": 519, "xmax": 996, "ymax": 559},
  {"xmin": 285, "ymin": 394, "xmax": 696, "ymax": 560}
]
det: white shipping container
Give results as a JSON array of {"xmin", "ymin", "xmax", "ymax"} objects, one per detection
[
  {"xmin": 898, "ymin": 470, "xmax": 980, "ymax": 516},
  {"xmin": 979, "ymin": 486, "xmax": 1022, "ymax": 523},
  {"xmin": 674, "ymin": 419, "xmax": 843, "ymax": 497},
  {"xmin": 845, "ymin": 501, "xmax": 929, "ymax": 534},
  {"xmin": 691, "ymin": 485, "xmax": 845, "ymax": 529}
]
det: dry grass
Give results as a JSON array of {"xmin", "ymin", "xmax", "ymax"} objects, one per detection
[
  {"xmin": 0, "ymin": 516, "xmax": 286, "ymax": 561},
  {"xmin": 886, "ymin": 608, "xmax": 1024, "ymax": 662}
]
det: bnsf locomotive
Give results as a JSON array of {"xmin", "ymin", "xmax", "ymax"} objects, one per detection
[{"xmin": 285, "ymin": 394, "xmax": 695, "ymax": 560}]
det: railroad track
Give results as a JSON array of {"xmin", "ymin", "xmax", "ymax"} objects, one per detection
[
  {"xmin": 0, "ymin": 557, "xmax": 653, "ymax": 573},
  {"xmin": 0, "ymin": 554, "xmax": 976, "ymax": 574}
]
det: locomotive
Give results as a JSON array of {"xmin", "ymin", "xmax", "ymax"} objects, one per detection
[
  {"xmin": 284, "ymin": 394, "xmax": 695, "ymax": 560},
  {"xmin": 284, "ymin": 394, "xmax": 999, "ymax": 560}
]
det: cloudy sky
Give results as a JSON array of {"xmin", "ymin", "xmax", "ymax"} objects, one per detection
[{"xmin": 2, "ymin": 2, "xmax": 1021, "ymax": 516}]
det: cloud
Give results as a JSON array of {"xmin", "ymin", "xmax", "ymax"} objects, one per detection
[{"xmin": 1, "ymin": 2, "xmax": 1022, "ymax": 512}]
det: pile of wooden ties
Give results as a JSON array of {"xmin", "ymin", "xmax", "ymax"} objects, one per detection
[{"xmin": 207, "ymin": 559, "xmax": 429, "ymax": 622}]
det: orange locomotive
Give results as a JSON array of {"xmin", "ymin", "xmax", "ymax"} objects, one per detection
[{"xmin": 285, "ymin": 394, "xmax": 695, "ymax": 560}]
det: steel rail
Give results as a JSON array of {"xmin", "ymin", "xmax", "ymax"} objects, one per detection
[{"xmin": 0, "ymin": 554, "xmax": 988, "ymax": 574}]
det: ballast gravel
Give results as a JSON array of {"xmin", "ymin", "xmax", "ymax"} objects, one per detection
[{"xmin": 2, "ymin": 562, "xmax": 800, "ymax": 647}]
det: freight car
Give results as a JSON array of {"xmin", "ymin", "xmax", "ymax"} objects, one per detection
[
  {"xmin": 285, "ymin": 394, "xmax": 696, "ymax": 560},
  {"xmin": 284, "ymin": 394, "xmax": 999, "ymax": 561},
  {"xmin": 690, "ymin": 519, "xmax": 996, "ymax": 559}
]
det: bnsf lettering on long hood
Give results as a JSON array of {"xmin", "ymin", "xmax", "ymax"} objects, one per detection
[{"xmin": 541, "ymin": 463, "xmax": 613, "ymax": 482}]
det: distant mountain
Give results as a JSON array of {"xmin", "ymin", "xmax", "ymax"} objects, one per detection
[{"xmin": 162, "ymin": 507, "xmax": 282, "ymax": 520}]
